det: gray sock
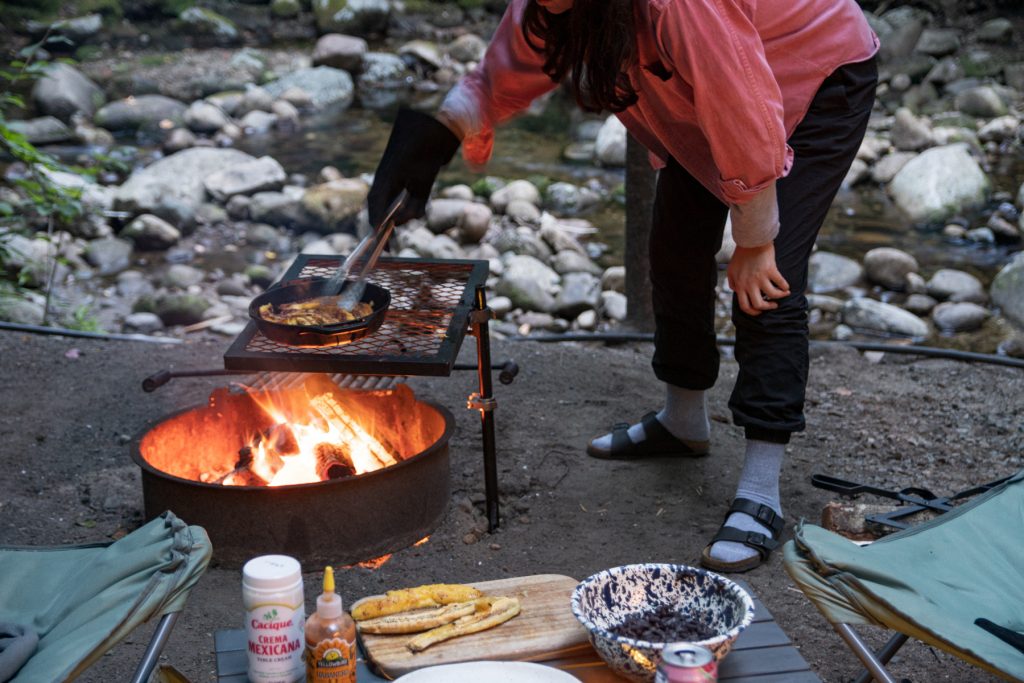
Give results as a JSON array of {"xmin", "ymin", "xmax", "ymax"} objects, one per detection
[
  {"xmin": 708, "ymin": 439, "xmax": 784, "ymax": 565},
  {"xmin": 590, "ymin": 384, "xmax": 709, "ymax": 452}
]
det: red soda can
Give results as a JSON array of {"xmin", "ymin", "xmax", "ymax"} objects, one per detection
[{"xmin": 654, "ymin": 643, "xmax": 718, "ymax": 682}]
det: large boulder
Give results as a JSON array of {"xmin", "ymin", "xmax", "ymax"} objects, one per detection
[
  {"xmin": 114, "ymin": 148, "xmax": 257, "ymax": 216},
  {"xmin": 95, "ymin": 95, "xmax": 188, "ymax": 132},
  {"xmin": 30, "ymin": 63, "xmax": 105, "ymax": 123},
  {"xmin": 990, "ymin": 253, "xmax": 1024, "ymax": 328},
  {"xmin": 888, "ymin": 144, "xmax": 989, "ymax": 223},
  {"xmin": 313, "ymin": 0, "xmax": 390, "ymax": 36},
  {"xmin": 841, "ymin": 298, "xmax": 929, "ymax": 338},
  {"xmin": 263, "ymin": 67, "xmax": 355, "ymax": 109}
]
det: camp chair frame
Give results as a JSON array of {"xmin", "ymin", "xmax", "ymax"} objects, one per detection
[
  {"xmin": 131, "ymin": 611, "xmax": 181, "ymax": 683},
  {"xmin": 784, "ymin": 469, "xmax": 1024, "ymax": 683}
]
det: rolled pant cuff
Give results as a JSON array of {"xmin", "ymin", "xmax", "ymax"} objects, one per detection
[{"xmin": 743, "ymin": 424, "xmax": 794, "ymax": 445}]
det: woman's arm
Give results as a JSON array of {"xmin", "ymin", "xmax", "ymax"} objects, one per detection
[{"xmin": 439, "ymin": 0, "xmax": 560, "ymax": 166}]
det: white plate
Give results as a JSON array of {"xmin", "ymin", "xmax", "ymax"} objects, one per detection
[{"xmin": 395, "ymin": 661, "xmax": 578, "ymax": 682}]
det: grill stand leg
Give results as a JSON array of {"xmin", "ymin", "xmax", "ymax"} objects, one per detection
[{"xmin": 469, "ymin": 286, "xmax": 500, "ymax": 531}]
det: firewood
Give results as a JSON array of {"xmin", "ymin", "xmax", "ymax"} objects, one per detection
[
  {"xmin": 315, "ymin": 443, "xmax": 355, "ymax": 479},
  {"xmin": 309, "ymin": 393, "xmax": 397, "ymax": 468}
]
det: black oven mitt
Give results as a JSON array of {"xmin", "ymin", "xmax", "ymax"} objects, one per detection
[{"xmin": 367, "ymin": 108, "xmax": 461, "ymax": 228}]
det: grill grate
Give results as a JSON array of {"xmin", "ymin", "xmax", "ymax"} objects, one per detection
[{"xmin": 224, "ymin": 256, "xmax": 489, "ymax": 376}]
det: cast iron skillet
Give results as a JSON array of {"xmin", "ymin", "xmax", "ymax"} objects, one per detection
[{"xmin": 248, "ymin": 276, "xmax": 391, "ymax": 348}]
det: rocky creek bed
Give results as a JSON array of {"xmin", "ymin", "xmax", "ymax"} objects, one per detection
[{"xmin": 2, "ymin": 1, "xmax": 1024, "ymax": 357}]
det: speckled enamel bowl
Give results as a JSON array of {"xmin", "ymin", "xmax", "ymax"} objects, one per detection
[{"xmin": 570, "ymin": 563, "xmax": 755, "ymax": 682}]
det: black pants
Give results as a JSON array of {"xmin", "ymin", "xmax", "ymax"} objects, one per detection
[{"xmin": 649, "ymin": 57, "xmax": 878, "ymax": 444}]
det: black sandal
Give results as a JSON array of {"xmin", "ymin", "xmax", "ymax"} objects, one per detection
[
  {"xmin": 586, "ymin": 412, "xmax": 710, "ymax": 460},
  {"xmin": 700, "ymin": 498, "xmax": 785, "ymax": 573}
]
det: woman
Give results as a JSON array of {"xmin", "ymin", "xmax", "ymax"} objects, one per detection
[{"xmin": 368, "ymin": 0, "xmax": 878, "ymax": 572}]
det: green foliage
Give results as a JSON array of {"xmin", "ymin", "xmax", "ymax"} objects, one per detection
[
  {"xmin": 0, "ymin": 0, "xmax": 64, "ymax": 25},
  {"xmin": 64, "ymin": 303, "xmax": 104, "ymax": 332},
  {"xmin": 471, "ymin": 177, "xmax": 499, "ymax": 199},
  {"xmin": 77, "ymin": 0, "xmax": 125, "ymax": 19}
]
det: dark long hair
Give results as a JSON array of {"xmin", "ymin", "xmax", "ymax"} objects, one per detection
[{"xmin": 522, "ymin": 0, "xmax": 638, "ymax": 113}]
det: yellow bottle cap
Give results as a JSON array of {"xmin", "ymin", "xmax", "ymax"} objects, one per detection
[{"xmin": 323, "ymin": 566, "xmax": 335, "ymax": 594}]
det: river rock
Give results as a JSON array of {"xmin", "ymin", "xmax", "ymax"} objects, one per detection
[
  {"xmin": 30, "ymin": 63, "xmax": 105, "ymax": 123},
  {"xmin": 121, "ymin": 214, "xmax": 181, "ymax": 250},
  {"xmin": 300, "ymin": 178, "xmax": 368, "ymax": 232},
  {"xmin": 987, "ymin": 215, "xmax": 1020, "ymax": 244},
  {"xmin": 888, "ymin": 144, "xmax": 989, "ymax": 223},
  {"xmin": 163, "ymin": 264, "xmax": 205, "ymax": 289},
  {"xmin": 932, "ymin": 301, "xmax": 989, "ymax": 333},
  {"xmin": 879, "ymin": 14, "xmax": 925, "ymax": 62},
  {"xmin": 990, "ymin": 253, "xmax": 1024, "ymax": 328},
  {"xmin": 84, "ymin": 237, "xmax": 133, "ymax": 275},
  {"xmin": 400, "ymin": 41, "xmax": 443, "ymax": 70},
  {"xmin": 123, "ymin": 312, "xmax": 164, "ymax": 335},
  {"xmin": 313, "ymin": 0, "xmax": 390, "ymax": 36},
  {"xmin": 163, "ymin": 127, "xmax": 197, "ymax": 153},
  {"xmin": 239, "ymin": 110, "xmax": 277, "ymax": 133},
  {"xmin": 891, "ymin": 108, "xmax": 933, "ymax": 151},
  {"xmin": 506, "ymin": 199, "xmax": 541, "ymax": 224},
  {"xmin": 426, "ymin": 198, "xmax": 470, "ymax": 233},
  {"xmin": 7, "ymin": 116, "xmax": 74, "ymax": 145},
  {"xmin": 842, "ymin": 158, "xmax": 870, "ymax": 189},
  {"xmin": 496, "ymin": 254, "xmax": 559, "ymax": 312},
  {"xmin": 203, "ymin": 156, "xmax": 286, "ymax": 201},
  {"xmin": 926, "ymin": 268, "xmax": 986, "ymax": 303},
  {"xmin": 177, "ymin": 7, "xmax": 239, "ymax": 44},
  {"xmin": 490, "ymin": 226, "xmax": 551, "ymax": 260},
  {"xmin": 313, "ymin": 34, "xmax": 368, "ymax": 71},
  {"xmin": 554, "ymin": 272, "xmax": 601, "ymax": 318},
  {"xmin": 399, "ymin": 225, "xmax": 433, "ymax": 255},
  {"xmin": 841, "ymin": 298, "xmax": 929, "ymax": 338},
  {"xmin": 808, "ymin": 251, "xmax": 863, "ymax": 293},
  {"xmin": 271, "ymin": 0, "xmax": 301, "ymax": 17},
  {"xmin": 490, "ymin": 180, "xmax": 540, "ymax": 213},
  {"xmin": 539, "ymin": 215, "xmax": 591, "ymax": 255},
  {"xmin": 551, "ymin": 250, "xmax": 601, "ymax": 276},
  {"xmin": 925, "ymin": 57, "xmax": 964, "ymax": 86},
  {"xmin": 545, "ymin": 182, "xmax": 600, "ymax": 215},
  {"xmin": 1005, "ymin": 63, "xmax": 1024, "ymax": 93},
  {"xmin": 422, "ymin": 234, "xmax": 463, "ymax": 260},
  {"xmin": 95, "ymin": 95, "xmax": 188, "ymax": 132},
  {"xmin": 184, "ymin": 100, "xmax": 231, "ymax": 133},
  {"xmin": 955, "ymin": 86, "xmax": 1008, "ymax": 118},
  {"xmin": 442, "ymin": 184, "xmax": 474, "ymax": 200},
  {"xmin": 26, "ymin": 13, "xmax": 102, "ymax": 46},
  {"xmin": 978, "ymin": 116, "xmax": 1021, "ymax": 143},
  {"xmin": 863, "ymin": 247, "xmax": 919, "ymax": 290},
  {"xmin": 115, "ymin": 147, "xmax": 256, "ymax": 216},
  {"xmin": 870, "ymin": 152, "xmax": 915, "ymax": 184},
  {"xmin": 249, "ymin": 190, "xmax": 305, "ymax": 226},
  {"xmin": 595, "ymin": 115, "xmax": 627, "ymax": 166},
  {"xmin": 975, "ymin": 18, "xmax": 1013, "ymax": 44},
  {"xmin": 448, "ymin": 34, "xmax": 486, "ymax": 63},
  {"xmin": 857, "ymin": 136, "xmax": 890, "ymax": 164},
  {"xmin": 0, "ymin": 297, "xmax": 46, "ymax": 325},
  {"xmin": 966, "ymin": 227, "xmax": 995, "ymax": 244},
  {"xmin": 457, "ymin": 203, "xmax": 492, "ymax": 243},
  {"xmin": 601, "ymin": 290, "xmax": 628, "ymax": 321},
  {"xmin": 601, "ymin": 265, "xmax": 625, "ymax": 293},
  {"xmin": 915, "ymin": 28, "xmax": 960, "ymax": 57},
  {"xmin": 237, "ymin": 85, "xmax": 275, "ymax": 116},
  {"xmin": 903, "ymin": 293, "xmax": 937, "ymax": 315},
  {"xmin": 263, "ymin": 67, "xmax": 355, "ymax": 109},
  {"xmin": 137, "ymin": 293, "xmax": 212, "ymax": 326}
]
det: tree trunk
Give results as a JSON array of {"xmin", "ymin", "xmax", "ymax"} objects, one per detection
[{"xmin": 624, "ymin": 134, "xmax": 656, "ymax": 332}]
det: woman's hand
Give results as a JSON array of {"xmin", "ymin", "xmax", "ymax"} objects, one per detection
[{"xmin": 727, "ymin": 243, "xmax": 790, "ymax": 316}]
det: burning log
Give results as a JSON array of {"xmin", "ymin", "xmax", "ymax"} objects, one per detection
[
  {"xmin": 314, "ymin": 443, "xmax": 356, "ymax": 480},
  {"xmin": 309, "ymin": 393, "xmax": 397, "ymax": 469}
]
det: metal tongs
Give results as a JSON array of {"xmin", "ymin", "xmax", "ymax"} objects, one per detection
[{"xmin": 323, "ymin": 189, "xmax": 409, "ymax": 307}]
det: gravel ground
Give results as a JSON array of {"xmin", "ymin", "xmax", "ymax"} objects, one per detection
[{"xmin": 1, "ymin": 329, "xmax": 1021, "ymax": 682}]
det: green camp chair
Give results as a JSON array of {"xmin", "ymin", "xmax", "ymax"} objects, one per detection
[
  {"xmin": 0, "ymin": 511, "xmax": 211, "ymax": 683},
  {"xmin": 784, "ymin": 469, "xmax": 1024, "ymax": 683}
]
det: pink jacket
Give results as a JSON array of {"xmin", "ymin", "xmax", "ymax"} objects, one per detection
[{"xmin": 440, "ymin": 0, "xmax": 878, "ymax": 247}]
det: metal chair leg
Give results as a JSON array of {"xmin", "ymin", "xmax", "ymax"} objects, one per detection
[
  {"xmin": 853, "ymin": 632, "xmax": 911, "ymax": 683},
  {"xmin": 130, "ymin": 611, "xmax": 179, "ymax": 683},
  {"xmin": 835, "ymin": 623, "xmax": 902, "ymax": 683}
]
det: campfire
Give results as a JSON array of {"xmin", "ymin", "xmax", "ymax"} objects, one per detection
[
  {"xmin": 140, "ymin": 375, "xmax": 439, "ymax": 488},
  {"xmin": 133, "ymin": 375, "xmax": 454, "ymax": 566}
]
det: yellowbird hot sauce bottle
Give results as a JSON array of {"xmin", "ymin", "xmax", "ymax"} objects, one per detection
[{"xmin": 305, "ymin": 566, "xmax": 357, "ymax": 682}]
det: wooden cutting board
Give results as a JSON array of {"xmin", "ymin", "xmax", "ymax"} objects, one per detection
[{"xmin": 357, "ymin": 574, "xmax": 592, "ymax": 679}]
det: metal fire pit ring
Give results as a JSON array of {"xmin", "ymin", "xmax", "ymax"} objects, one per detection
[{"xmin": 131, "ymin": 399, "xmax": 454, "ymax": 568}]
